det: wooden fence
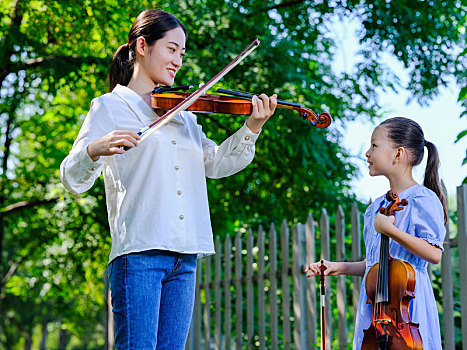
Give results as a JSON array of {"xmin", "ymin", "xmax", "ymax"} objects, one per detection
[
  {"xmin": 182, "ymin": 184, "xmax": 467, "ymax": 350},
  {"xmin": 104, "ymin": 184, "xmax": 467, "ymax": 349}
]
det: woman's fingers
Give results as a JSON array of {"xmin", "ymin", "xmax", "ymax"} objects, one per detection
[
  {"xmin": 246, "ymin": 94, "xmax": 278, "ymax": 133},
  {"xmin": 255, "ymin": 94, "xmax": 277, "ymax": 119},
  {"xmin": 88, "ymin": 130, "xmax": 142, "ymax": 161}
]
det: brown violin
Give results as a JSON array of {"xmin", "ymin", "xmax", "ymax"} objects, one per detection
[
  {"xmin": 362, "ymin": 190, "xmax": 423, "ymax": 350},
  {"xmin": 151, "ymin": 86, "xmax": 332, "ymax": 129}
]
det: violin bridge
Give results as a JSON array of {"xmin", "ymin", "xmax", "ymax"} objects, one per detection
[{"xmin": 374, "ymin": 319, "xmax": 391, "ymax": 325}]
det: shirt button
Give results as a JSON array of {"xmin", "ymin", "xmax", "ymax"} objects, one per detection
[
  {"xmin": 172, "ymin": 140, "xmax": 177, "ymax": 145},
  {"xmin": 175, "ymin": 166, "xmax": 180, "ymax": 171},
  {"xmin": 177, "ymin": 190, "xmax": 182, "ymax": 195},
  {"xmin": 244, "ymin": 136, "xmax": 250, "ymax": 141},
  {"xmin": 91, "ymin": 166, "xmax": 97, "ymax": 171},
  {"xmin": 179, "ymin": 215, "xmax": 184, "ymax": 220}
]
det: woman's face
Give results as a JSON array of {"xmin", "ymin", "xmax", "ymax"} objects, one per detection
[{"xmin": 142, "ymin": 26, "xmax": 186, "ymax": 87}]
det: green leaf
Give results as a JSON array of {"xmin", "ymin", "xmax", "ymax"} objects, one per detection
[{"xmin": 455, "ymin": 130, "xmax": 467, "ymax": 143}]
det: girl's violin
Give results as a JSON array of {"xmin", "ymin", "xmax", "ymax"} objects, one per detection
[
  {"xmin": 362, "ymin": 190, "xmax": 423, "ymax": 350},
  {"xmin": 151, "ymin": 85, "xmax": 332, "ymax": 129}
]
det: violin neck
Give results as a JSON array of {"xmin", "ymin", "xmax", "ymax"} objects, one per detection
[{"xmin": 375, "ymin": 234, "xmax": 390, "ymax": 304}]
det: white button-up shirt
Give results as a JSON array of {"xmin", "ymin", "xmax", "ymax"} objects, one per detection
[{"xmin": 60, "ymin": 84, "xmax": 260, "ymax": 262}]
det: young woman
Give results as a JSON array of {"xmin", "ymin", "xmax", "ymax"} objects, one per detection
[
  {"xmin": 306, "ymin": 117, "xmax": 446, "ymax": 349},
  {"xmin": 60, "ymin": 9, "xmax": 277, "ymax": 349}
]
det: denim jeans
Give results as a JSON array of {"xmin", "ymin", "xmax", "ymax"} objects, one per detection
[{"xmin": 108, "ymin": 249, "xmax": 197, "ymax": 349}]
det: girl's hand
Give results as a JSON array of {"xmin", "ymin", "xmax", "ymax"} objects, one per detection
[
  {"xmin": 87, "ymin": 130, "xmax": 141, "ymax": 162},
  {"xmin": 374, "ymin": 213, "xmax": 396, "ymax": 237},
  {"xmin": 305, "ymin": 260, "xmax": 341, "ymax": 278},
  {"xmin": 245, "ymin": 94, "xmax": 278, "ymax": 133}
]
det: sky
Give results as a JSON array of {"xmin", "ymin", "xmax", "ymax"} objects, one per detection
[{"xmin": 327, "ymin": 17, "xmax": 466, "ymax": 203}]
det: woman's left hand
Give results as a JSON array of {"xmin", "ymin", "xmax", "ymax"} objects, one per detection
[
  {"xmin": 374, "ymin": 213, "xmax": 396, "ymax": 237},
  {"xmin": 245, "ymin": 94, "xmax": 278, "ymax": 133}
]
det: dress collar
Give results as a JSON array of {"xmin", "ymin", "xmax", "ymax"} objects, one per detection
[{"xmin": 112, "ymin": 84, "xmax": 185, "ymax": 125}]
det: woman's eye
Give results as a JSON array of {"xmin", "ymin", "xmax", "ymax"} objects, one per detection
[{"xmin": 169, "ymin": 48, "xmax": 176, "ymax": 52}]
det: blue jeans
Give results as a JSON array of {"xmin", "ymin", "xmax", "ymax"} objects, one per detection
[{"xmin": 109, "ymin": 249, "xmax": 197, "ymax": 349}]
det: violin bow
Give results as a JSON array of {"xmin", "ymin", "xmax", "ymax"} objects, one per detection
[
  {"xmin": 319, "ymin": 260, "xmax": 327, "ymax": 350},
  {"xmin": 137, "ymin": 39, "xmax": 260, "ymax": 143}
]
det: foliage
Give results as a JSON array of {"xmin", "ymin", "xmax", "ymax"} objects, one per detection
[{"xmin": 0, "ymin": 0, "xmax": 465, "ymax": 347}]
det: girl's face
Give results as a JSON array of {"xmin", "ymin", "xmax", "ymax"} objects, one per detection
[
  {"xmin": 141, "ymin": 27, "xmax": 186, "ymax": 86},
  {"xmin": 365, "ymin": 126, "xmax": 398, "ymax": 177}
]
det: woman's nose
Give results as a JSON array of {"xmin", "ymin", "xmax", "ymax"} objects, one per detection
[{"xmin": 173, "ymin": 55, "xmax": 182, "ymax": 67}]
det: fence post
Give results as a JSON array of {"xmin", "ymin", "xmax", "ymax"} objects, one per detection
[
  {"xmin": 103, "ymin": 268, "xmax": 114, "ymax": 350},
  {"xmin": 305, "ymin": 213, "xmax": 317, "ymax": 347},
  {"xmin": 351, "ymin": 202, "xmax": 361, "ymax": 324},
  {"xmin": 235, "ymin": 232, "xmax": 243, "ymax": 350},
  {"xmin": 320, "ymin": 209, "xmax": 331, "ymax": 350},
  {"xmin": 247, "ymin": 228, "xmax": 254, "ymax": 350},
  {"xmin": 281, "ymin": 219, "xmax": 291, "ymax": 350},
  {"xmin": 214, "ymin": 236, "xmax": 222, "ymax": 350},
  {"xmin": 457, "ymin": 184, "xmax": 467, "ymax": 349},
  {"xmin": 194, "ymin": 260, "xmax": 202, "ymax": 350},
  {"xmin": 204, "ymin": 255, "xmax": 212, "ymax": 348},
  {"xmin": 293, "ymin": 223, "xmax": 308, "ymax": 349},
  {"xmin": 336, "ymin": 206, "xmax": 348, "ymax": 349},
  {"xmin": 269, "ymin": 223, "xmax": 279, "ymax": 350},
  {"xmin": 441, "ymin": 183, "xmax": 455, "ymax": 350},
  {"xmin": 224, "ymin": 235, "xmax": 232, "ymax": 350},
  {"xmin": 257, "ymin": 226, "xmax": 266, "ymax": 349}
]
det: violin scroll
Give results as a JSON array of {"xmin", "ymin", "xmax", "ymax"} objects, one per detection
[
  {"xmin": 296, "ymin": 108, "xmax": 332, "ymax": 129},
  {"xmin": 379, "ymin": 190, "xmax": 408, "ymax": 217}
]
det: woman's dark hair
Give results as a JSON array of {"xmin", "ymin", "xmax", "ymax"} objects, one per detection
[
  {"xmin": 109, "ymin": 10, "xmax": 186, "ymax": 92},
  {"xmin": 379, "ymin": 117, "xmax": 447, "ymax": 223}
]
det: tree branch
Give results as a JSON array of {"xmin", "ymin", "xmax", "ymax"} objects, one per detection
[
  {"xmin": 0, "ymin": 198, "xmax": 58, "ymax": 217},
  {"xmin": 1, "ymin": 256, "xmax": 26, "ymax": 285},
  {"xmin": 246, "ymin": 0, "xmax": 306, "ymax": 18},
  {"xmin": 9, "ymin": 55, "xmax": 110, "ymax": 74}
]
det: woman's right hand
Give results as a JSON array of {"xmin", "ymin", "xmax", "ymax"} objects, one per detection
[
  {"xmin": 305, "ymin": 260, "xmax": 341, "ymax": 278},
  {"xmin": 87, "ymin": 130, "xmax": 141, "ymax": 162}
]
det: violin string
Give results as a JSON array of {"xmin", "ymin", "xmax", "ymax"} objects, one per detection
[{"xmin": 216, "ymin": 88, "xmax": 303, "ymax": 108}]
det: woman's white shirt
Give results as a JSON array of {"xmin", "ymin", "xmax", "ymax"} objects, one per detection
[{"xmin": 60, "ymin": 84, "xmax": 260, "ymax": 262}]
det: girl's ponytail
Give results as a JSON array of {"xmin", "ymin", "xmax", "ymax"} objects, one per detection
[
  {"xmin": 109, "ymin": 43, "xmax": 133, "ymax": 92},
  {"xmin": 423, "ymin": 141, "xmax": 448, "ymax": 223},
  {"xmin": 380, "ymin": 117, "xmax": 448, "ymax": 223}
]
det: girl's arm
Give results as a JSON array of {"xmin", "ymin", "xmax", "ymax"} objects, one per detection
[
  {"xmin": 305, "ymin": 259, "xmax": 366, "ymax": 278},
  {"xmin": 375, "ymin": 213, "xmax": 442, "ymax": 264}
]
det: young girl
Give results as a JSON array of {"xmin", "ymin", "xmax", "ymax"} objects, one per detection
[
  {"xmin": 306, "ymin": 117, "xmax": 446, "ymax": 349},
  {"xmin": 60, "ymin": 9, "xmax": 277, "ymax": 349}
]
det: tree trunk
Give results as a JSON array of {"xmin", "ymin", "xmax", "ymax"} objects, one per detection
[
  {"xmin": 39, "ymin": 322, "xmax": 48, "ymax": 350},
  {"xmin": 24, "ymin": 334, "xmax": 32, "ymax": 350},
  {"xmin": 59, "ymin": 328, "xmax": 69, "ymax": 349}
]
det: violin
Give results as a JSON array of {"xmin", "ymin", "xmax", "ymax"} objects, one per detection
[
  {"xmin": 362, "ymin": 190, "xmax": 423, "ymax": 350},
  {"xmin": 151, "ymin": 86, "xmax": 332, "ymax": 129}
]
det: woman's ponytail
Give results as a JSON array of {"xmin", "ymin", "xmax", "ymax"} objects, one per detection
[
  {"xmin": 423, "ymin": 141, "xmax": 448, "ymax": 223},
  {"xmin": 109, "ymin": 43, "xmax": 133, "ymax": 92}
]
